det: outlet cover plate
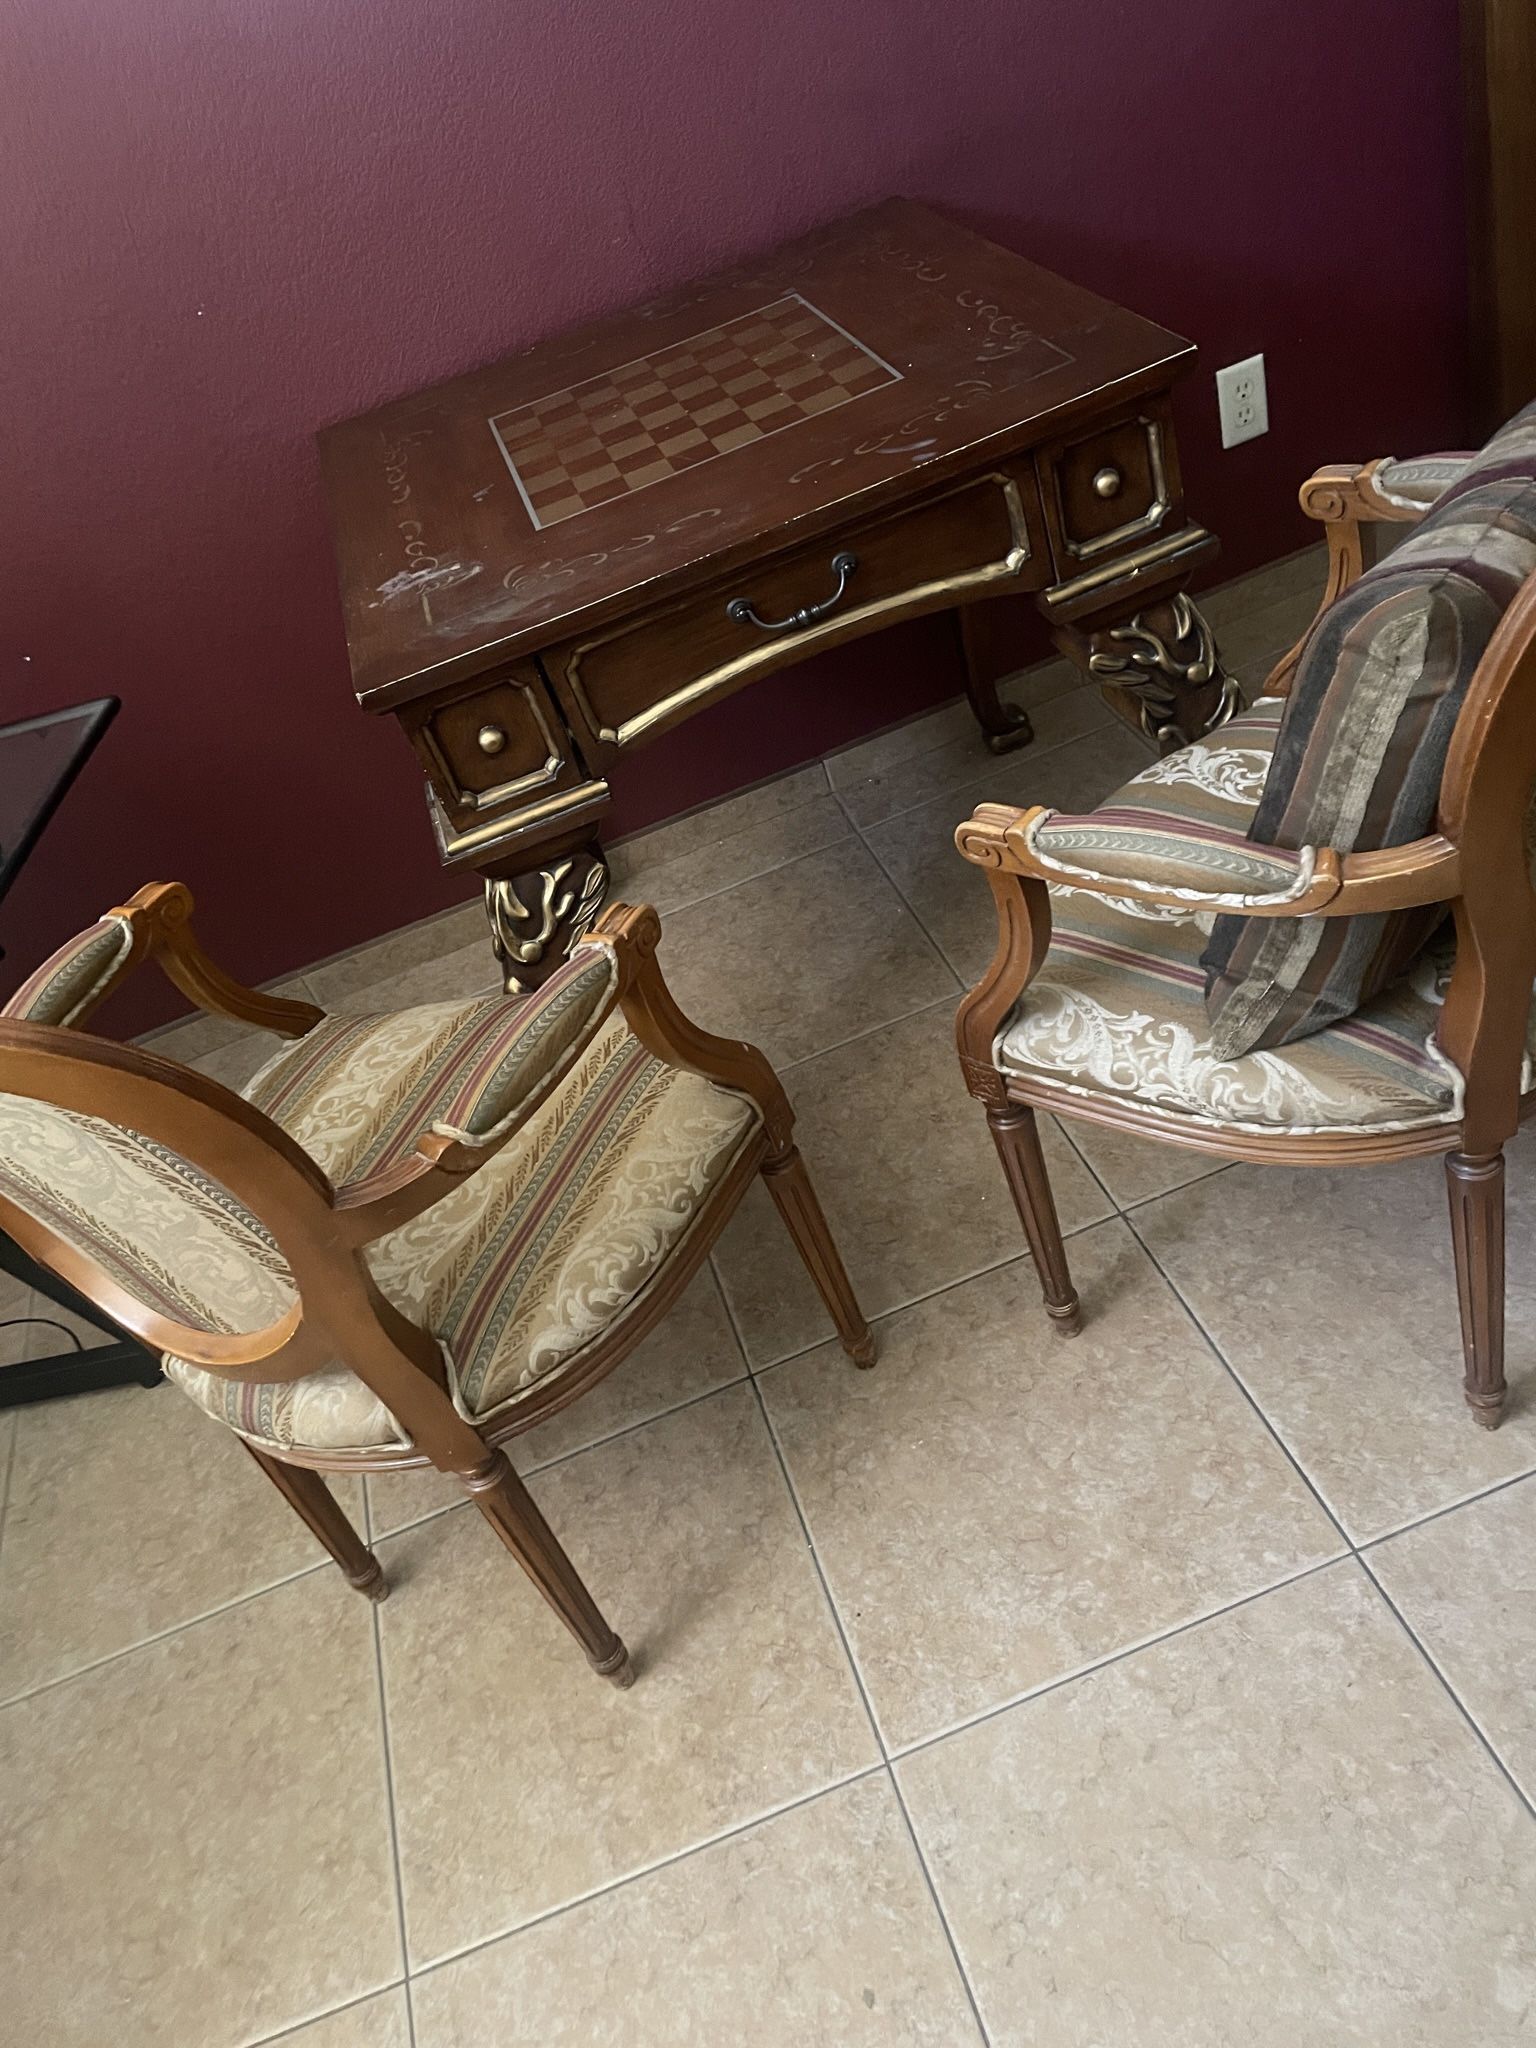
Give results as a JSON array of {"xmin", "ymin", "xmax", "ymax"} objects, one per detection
[{"xmin": 1216, "ymin": 353, "xmax": 1269, "ymax": 448}]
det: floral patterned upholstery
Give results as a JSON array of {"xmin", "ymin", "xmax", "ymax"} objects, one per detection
[
  {"xmin": 165, "ymin": 1012, "xmax": 759, "ymax": 1452},
  {"xmin": 1, "ymin": 916, "xmax": 135, "ymax": 1026},
  {"xmin": 0, "ymin": 1096, "xmax": 293, "ymax": 1331},
  {"xmin": 995, "ymin": 703, "xmax": 1532, "ymax": 1136}
]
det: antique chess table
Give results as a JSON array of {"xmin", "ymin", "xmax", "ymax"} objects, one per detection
[{"xmin": 318, "ymin": 200, "xmax": 1236, "ymax": 989}]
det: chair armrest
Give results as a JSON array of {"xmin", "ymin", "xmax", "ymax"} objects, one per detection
[
  {"xmin": 1370, "ymin": 452, "xmax": 1474, "ymax": 513},
  {"xmin": 331, "ymin": 943, "xmax": 624, "ymax": 1237},
  {"xmin": 336, "ymin": 902, "xmax": 792, "ymax": 1245},
  {"xmin": 1300, "ymin": 455, "xmax": 1470, "ymax": 531},
  {"xmin": 956, "ymin": 803, "xmax": 1461, "ymax": 919},
  {"xmin": 129, "ymin": 883, "xmax": 324, "ymax": 1037},
  {"xmin": 1026, "ymin": 806, "xmax": 1318, "ymax": 908},
  {"xmin": 1, "ymin": 912, "xmax": 145, "ymax": 1027},
  {"xmin": 2, "ymin": 880, "xmax": 325, "ymax": 1038}
]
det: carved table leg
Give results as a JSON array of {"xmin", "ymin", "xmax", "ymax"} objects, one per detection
[
  {"xmin": 955, "ymin": 602, "xmax": 1035, "ymax": 755},
  {"xmin": 483, "ymin": 840, "xmax": 609, "ymax": 994},
  {"xmin": 1050, "ymin": 590, "xmax": 1241, "ymax": 754}
]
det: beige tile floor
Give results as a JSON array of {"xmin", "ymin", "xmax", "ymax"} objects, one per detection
[{"xmin": 6, "ymin": 546, "xmax": 1536, "ymax": 2045}]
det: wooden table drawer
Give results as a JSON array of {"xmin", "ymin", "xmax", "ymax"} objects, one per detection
[
  {"xmin": 1037, "ymin": 401, "xmax": 1180, "ymax": 574},
  {"xmin": 400, "ymin": 664, "xmax": 590, "ymax": 832},
  {"xmin": 544, "ymin": 464, "xmax": 1047, "ymax": 754}
]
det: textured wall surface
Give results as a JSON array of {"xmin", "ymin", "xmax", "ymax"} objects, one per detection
[{"xmin": 2, "ymin": 0, "xmax": 1466, "ymax": 1024}]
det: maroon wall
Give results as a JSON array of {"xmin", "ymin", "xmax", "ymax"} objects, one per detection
[{"xmin": 2, "ymin": 0, "xmax": 1467, "ymax": 1026}]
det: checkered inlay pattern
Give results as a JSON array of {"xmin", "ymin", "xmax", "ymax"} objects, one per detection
[{"xmin": 489, "ymin": 294, "xmax": 901, "ymax": 530}]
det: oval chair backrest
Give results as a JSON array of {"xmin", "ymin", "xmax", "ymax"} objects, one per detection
[{"xmin": 0, "ymin": 1020, "xmax": 337, "ymax": 1377}]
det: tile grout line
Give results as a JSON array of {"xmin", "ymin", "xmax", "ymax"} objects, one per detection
[
  {"xmin": 882, "ymin": 1768, "xmax": 994, "ymax": 2047},
  {"xmin": 617, "ymin": 799, "xmax": 854, "ymax": 918},
  {"xmin": 775, "ymin": 988, "xmax": 959, "ymax": 1076},
  {"xmin": 611, "ymin": 761, "xmax": 838, "ymax": 878},
  {"xmin": 770, "ymin": 989, "xmax": 963, "ymax": 1076},
  {"xmin": 0, "ymin": 1548, "xmax": 344, "ymax": 1715},
  {"xmin": 1124, "ymin": 1196, "xmax": 1536, "ymax": 1547},
  {"xmin": 404, "ymin": 1764, "xmax": 889, "ymax": 1986},
  {"xmin": 888, "ymin": 1554, "xmax": 1349, "ymax": 1767},
  {"xmin": 1356, "ymin": 1464, "xmax": 1536, "ymax": 1552},
  {"xmin": 838, "ymin": 785, "xmax": 978, "ymax": 990},
  {"xmin": 1119, "ymin": 1207, "xmax": 1356, "ymax": 1551},
  {"xmin": 742, "ymin": 1190, "xmax": 1174, "ymax": 1385},
  {"xmin": 742, "ymin": 1370, "xmax": 995, "ymax": 2047},
  {"xmin": 740, "ymin": 1382, "xmax": 887, "ymax": 1752},
  {"xmin": 369, "ymin": 1368, "xmax": 757, "ymax": 1546},
  {"xmin": 370, "ymin": 1596, "xmax": 420, "ymax": 2048},
  {"xmin": 1354, "ymin": 1548, "xmax": 1536, "ymax": 1824},
  {"xmin": 1054, "ymin": 1119, "xmax": 1239, "ymax": 1214},
  {"xmin": 0, "ymin": 1400, "xmax": 19, "ymax": 1573},
  {"xmin": 243, "ymin": 1981, "xmax": 409, "ymax": 2048},
  {"xmin": 833, "ymin": 701, "xmax": 1124, "ymax": 837},
  {"xmin": 1117, "ymin": 1206, "xmax": 1536, "ymax": 1801}
]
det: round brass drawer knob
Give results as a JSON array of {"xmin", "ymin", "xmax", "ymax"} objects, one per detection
[
  {"xmin": 1092, "ymin": 464, "xmax": 1123, "ymax": 500},
  {"xmin": 477, "ymin": 724, "xmax": 508, "ymax": 756}
]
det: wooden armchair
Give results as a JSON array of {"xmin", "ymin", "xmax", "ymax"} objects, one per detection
[
  {"xmin": 955, "ymin": 450, "xmax": 1536, "ymax": 1429},
  {"xmin": 0, "ymin": 886, "xmax": 874, "ymax": 1684}
]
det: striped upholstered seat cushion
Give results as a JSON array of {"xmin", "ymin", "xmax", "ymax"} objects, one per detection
[
  {"xmin": 1202, "ymin": 399, "xmax": 1536, "ymax": 1058},
  {"xmin": 1, "ymin": 915, "xmax": 136, "ymax": 1026},
  {"xmin": 165, "ymin": 1014, "xmax": 759, "ymax": 1452},
  {"xmin": 997, "ymin": 889, "xmax": 1485, "ymax": 1136}
]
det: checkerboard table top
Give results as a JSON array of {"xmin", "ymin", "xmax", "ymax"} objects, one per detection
[
  {"xmin": 491, "ymin": 296, "xmax": 903, "ymax": 531},
  {"xmin": 319, "ymin": 199, "xmax": 1192, "ymax": 706}
]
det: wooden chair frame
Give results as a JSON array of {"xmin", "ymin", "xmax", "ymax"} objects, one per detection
[
  {"xmin": 955, "ymin": 459, "xmax": 1536, "ymax": 1428},
  {"xmin": 0, "ymin": 886, "xmax": 874, "ymax": 1684}
]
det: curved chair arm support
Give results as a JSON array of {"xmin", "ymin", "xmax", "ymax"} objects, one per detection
[
  {"xmin": 125, "ymin": 883, "xmax": 325, "ymax": 1038},
  {"xmin": 593, "ymin": 900, "xmax": 795, "ymax": 1155},
  {"xmin": 953, "ymin": 835, "xmax": 1053, "ymax": 1107}
]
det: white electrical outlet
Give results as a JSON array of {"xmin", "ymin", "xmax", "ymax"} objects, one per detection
[{"xmin": 1216, "ymin": 353, "xmax": 1269, "ymax": 448}]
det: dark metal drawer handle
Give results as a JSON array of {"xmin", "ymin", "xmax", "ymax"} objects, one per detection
[{"xmin": 727, "ymin": 552, "xmax": 859, "ymax": 634}]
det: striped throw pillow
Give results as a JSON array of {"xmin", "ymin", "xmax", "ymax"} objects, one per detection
[{"xmin": 1201, "ymin": 400, "xmax": 1536, "ymax": 1058}]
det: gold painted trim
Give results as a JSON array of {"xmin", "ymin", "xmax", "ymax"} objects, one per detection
[
  {"xmin": 1040, "ymin": 525, "xmax": 1212, "ymax": 611},
  {"xmin": 1056, "ymin": 417, "xmax": 1171, "ymax": 563},
  {"xmin": 428, "ymin": 777, "xmax": 612, "ymax": 861},
  {"xmin": 421, "ymin": 680, "xmax": 565, "ymax": 813},
  {"xmin": 562, "ymin": 471, "xmax": 1035, "ymax": 751}
]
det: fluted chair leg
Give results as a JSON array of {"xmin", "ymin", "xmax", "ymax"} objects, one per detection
[
  {"xmin": 761, "ymin": 1144, "xmax": 877, "ymax": 1366},
  {"xmin": 986, "ymin": 1104, "xmax": 1082, "ymax": 1334},
  {"xmin": 462, "ymin": 1449, "xmax": 635, "ymax": 1686},
  {"xmin": 1446, "ymin": 1149, "xmax": 1507, "ymax": 1428},
  {"xmin": 243, "ymin": 1442, "xmax": 389, "ymax": 1601}
]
